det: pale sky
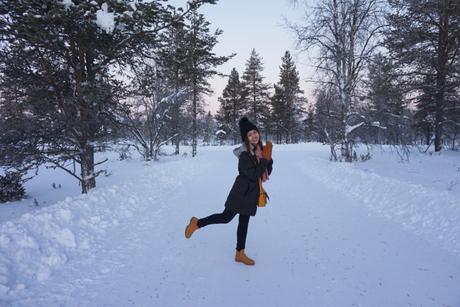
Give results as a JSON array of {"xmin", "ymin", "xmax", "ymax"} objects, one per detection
[{"xmin": 175, "ymin": 0, "xmax": 316, "ymax": 114}]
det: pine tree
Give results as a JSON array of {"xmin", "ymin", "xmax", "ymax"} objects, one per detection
[
  {"xmin": 201, "ymin": 111, "xmax": 216, "ymax": 145},
  {"xmin": 386, "ymin": 0, "xmax": 460, "ymax": 151},
  {"xmin": 241, "ymin": 49, "xmax": 271, "ymax": 131},
  {"xmin": 366, "ymin": 53, "xmax": 406, "ymax": 145},
  {"xmin": 272, "ymin": 51, "xmax": 305, "ymax": 143},
  {"xmin": 0, "ymin": 0, "xmax": 214, "ymax": 193},
  {"xmin": 157, "ymin": 12, "xmax": 190, "ymax": 155},
  {"xmin": 270, "ymin": 84, "xmax": 286, "ymax": 144},
  {"xmin": 183, "ymin": 8, "xmax": 233, "ymax": 157},
  {"xmin": 216, "ymin": 68, "xmax": 245, "ymax": 144},
  {"xmin": 303, "ymin": 105, "xmax": 316, "ymax": 142}
]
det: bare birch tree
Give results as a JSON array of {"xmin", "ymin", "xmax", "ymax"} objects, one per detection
[{"xmin": 290, "ymin": 0, "xmax": 385, "ymax": 161}]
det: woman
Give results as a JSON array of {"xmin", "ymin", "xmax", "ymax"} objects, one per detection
[{"xmin": 185, "ymin": 117, "xmax": 273, "ymax": 266}]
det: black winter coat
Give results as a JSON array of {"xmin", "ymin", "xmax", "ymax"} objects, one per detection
[{"xmin": 224, "ymin": 145, "xmax": 273, "ymax": 216}]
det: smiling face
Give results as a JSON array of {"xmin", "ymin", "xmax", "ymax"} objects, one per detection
[{"xmin": 247, "ymin": 129, "xmax": 260, "ymax": 146}]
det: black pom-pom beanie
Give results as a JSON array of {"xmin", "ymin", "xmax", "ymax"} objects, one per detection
[{"xmin": 239, "ymin": 117, "xmax": 259, "ymax": 142}]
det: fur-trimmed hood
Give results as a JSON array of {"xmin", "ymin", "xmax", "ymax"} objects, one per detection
[
  {"xmin": 233, "ymin": 143, "xmax": 257, "ymax": 158},
  {"xmin": 232, "ymin": 144, "xmax": 246, "ymax": 158}
]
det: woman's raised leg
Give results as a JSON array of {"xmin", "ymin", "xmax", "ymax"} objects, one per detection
[{"xmin": 197, "ymin": 208, "xmax": 236, "ymax": 228}]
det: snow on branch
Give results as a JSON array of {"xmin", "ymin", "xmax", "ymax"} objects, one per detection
[
  {"xmin": 371, "ymin": 121, "xmax": 387, "ymax": 129},
  {"xmin": 345, "ymin": 122, "xmax": 365, "ymax": 135},
  {"xmin": 96, "ymin": 3, "xmax": 115, "ymax": 33}
]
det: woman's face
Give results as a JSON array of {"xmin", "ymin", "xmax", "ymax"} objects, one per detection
[{"xmin": 247, "ymin": 129, "xmax": 259, "ymax": 145}]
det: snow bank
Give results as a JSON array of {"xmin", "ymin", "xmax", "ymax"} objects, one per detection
[
  {"xmin": 300, "ymin": 157, "xmax": 460, "ymax": 257},
  {"xmin": 0, "ymin": 185, "xmax": 141, "ymax": 298},
  {"xmin": 0, "ymin": 157, "xmax": 202, "ymax": 299}
]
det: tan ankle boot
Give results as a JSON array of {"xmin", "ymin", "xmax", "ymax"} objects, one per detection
[
  {"xmin": 185, "ymin": 217, "xmax": 199, "ymax": 239},
  {"xmin": 235, "ymin": 249, "xmax": 255, "ymax": 266}
]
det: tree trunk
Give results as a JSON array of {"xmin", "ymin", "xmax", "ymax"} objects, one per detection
[
  {"xmin": 339, "ymin": 79, "xmax": 353, "ymax": 162},
  {"xmin": 192, "ymin": 85, "xmax": 197, "ymax": 157},
  {"xmin": 425, "ymin": 129, "xmax": 431, "ymax": 146},
  {"xmin": 80, "ymin": 143, "xmax": 95, "ymax": 194},
  {"xmin": 174, "ymin": 72, "xmax": 180, "ymax": 155},
  {"xmin": 434, "ymin": 92, "xmax": 445, "ymax": 152},
  {"xmin": 434, "ymin": 4, "xmax": 449, "ymax": 152}
]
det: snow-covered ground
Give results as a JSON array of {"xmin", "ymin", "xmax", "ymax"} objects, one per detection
[{"xmin": 1, "ymin": 143, "xmax": 459, "ymax": 306}]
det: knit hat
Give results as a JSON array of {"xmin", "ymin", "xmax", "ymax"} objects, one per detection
[{"xmin": 239, "ymin": 117, "xmax": 259, "ymax": 141}]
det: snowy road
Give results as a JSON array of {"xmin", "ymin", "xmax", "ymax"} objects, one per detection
[{"xmin": 2, "ymin": 145, "xmax": 460, "ymax": 306}]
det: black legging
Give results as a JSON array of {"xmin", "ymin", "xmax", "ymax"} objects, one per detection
[{"xmin": 197, "ymin": 208, "xmax": 250, "ymax": 251}]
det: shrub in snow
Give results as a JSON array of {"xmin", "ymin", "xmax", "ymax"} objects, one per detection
[
  {"xmin": 0, "ymin": 172, "xmax": 25, "ymax": 203},
  {"xmin": 360, "ymin": 152, "xmax": 372, "ymax": 162},
  {"xmin": 118, "ymin": 146, "xmax": 131, "ymax": 161}
]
